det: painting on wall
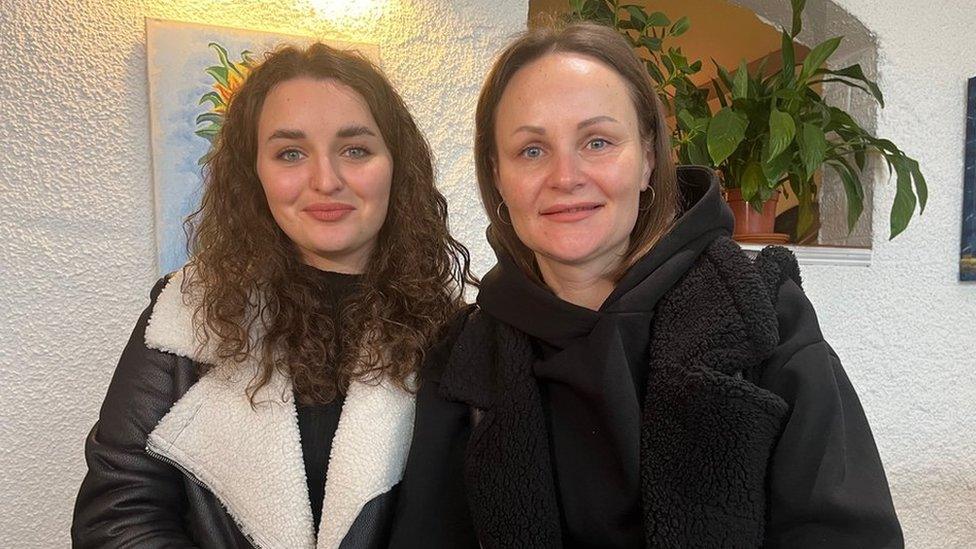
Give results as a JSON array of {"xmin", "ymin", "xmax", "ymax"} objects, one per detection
[
  {"xmin": 146, "ymin": 18, "xmax": 379, "ymax": 274},
  {"xmin": 962, "ymin": 76, "xmax": 976, "ymax": 282}
]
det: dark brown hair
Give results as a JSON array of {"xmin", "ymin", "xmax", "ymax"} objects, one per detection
[
  {"xmin": 184, "ymin": 42, "xmax": 472, "ymax": 403},
  {"xmin": 475, "ymin": 22, "xmax": 679, "ymax": 282}
]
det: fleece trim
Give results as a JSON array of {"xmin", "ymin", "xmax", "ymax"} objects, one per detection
[{"xmin": 143, "ymin": 270, "xmax": 415, "ymax": 549}]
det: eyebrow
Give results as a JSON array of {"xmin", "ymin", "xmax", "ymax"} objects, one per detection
[
  {"xmin": 267, "ymin": 129, "xmax": 305, "ymax": 142},
  {"xmin": 265, "ymin": 125, "xmax": 377, "ymax": 142},
  {"xmin": 336, "ymin": 125, "xmax": 377, "ymax": 138},
  {"xmin": 512, "ymin": 116, "xmax": 621, "ymax": 136}
]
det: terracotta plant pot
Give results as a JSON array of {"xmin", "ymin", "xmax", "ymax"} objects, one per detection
[{"xmin": 724, "ymin": 188, "xmax": 786, "ymax": 244}]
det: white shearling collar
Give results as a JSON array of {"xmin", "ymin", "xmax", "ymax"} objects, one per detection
[{"xmin": 143, "ymin": 271, "xmax": 415, "ymax": 548}]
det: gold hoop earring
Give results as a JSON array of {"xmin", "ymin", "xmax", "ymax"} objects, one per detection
[
  {"xmin": 639, "ymin": 186, "xmax": 656, "ymax": 211},
  {"xmin": 496, "ymin": 201, "xmax": 512, "ymax": 225}
]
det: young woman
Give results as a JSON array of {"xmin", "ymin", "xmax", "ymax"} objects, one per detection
[
  {"xmin": 392, "ymin": 23, "xmax": 902, "ymax": 548},
  {"xmin": 72, "ymin": 43, "xmax": 471, "ymax": 548}
]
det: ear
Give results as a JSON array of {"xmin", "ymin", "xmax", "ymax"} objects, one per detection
[{"xmin": 641, "ymin": 144, "xmax": 655, "ymax": 191}]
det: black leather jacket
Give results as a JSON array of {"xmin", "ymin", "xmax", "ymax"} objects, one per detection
[{"xmin": 72, "ymin": 275, "xmax": 410, "ymax": 548}]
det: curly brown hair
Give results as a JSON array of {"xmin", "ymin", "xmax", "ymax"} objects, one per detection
[
  {"xmin": 183, "ymin": 43, "xmax": 472, "ymax": 404},
  {"xmin": 475, "ymin": 22, "xmax": 679, "ymax": 284}
]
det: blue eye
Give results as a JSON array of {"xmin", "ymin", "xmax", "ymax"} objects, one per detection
[
  {"xmin": 522, "ymin": 146, "xmax": 543, "ymax": 159},
  {"xmin": 344, "ymin": 146, "xmax": 371, "ymax": 159},
  {"xmin": 278, "ymin": 149, "xmax": 304, "ymax": 162},
  {"xmin": 587, "ymin": 138, "xmax": 610, "ymax": 150}
]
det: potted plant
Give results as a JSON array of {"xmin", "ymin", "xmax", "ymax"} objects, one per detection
[{"xmin": 570, "ymin": 0, "xmax": 927, "ymax": 241}]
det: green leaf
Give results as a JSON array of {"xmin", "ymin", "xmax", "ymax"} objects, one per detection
[
  {"xmin": 908, "ymin": 158, "xmax": 928, "ymax": 214},
  {"xmin": 640, "ymin": 36, "xmax": 663, "ymax": 52},
  {"xmin": 827, "ymin": 160, "xmax": 864, "ymax": 231},
  {"xmin": 713, "ymin": 60, "xmax": 734, "ymax": 90},
  {"xmin": 766, "ymin": 108, "xmax": 797, "ymax": 162},
  {"xmin": 645, "ymin": 60, "xmax": 665, "ymax": 83},
  {"xmin": 762, "ymin": 144, "xmax": 793, "ymax": 183},
  {"xmin": 711, "ymin": 79, "xmax": 728, "ymax": 108},
  {"xmin": 670, "ymin": 16, "xmax": 690, "ymax": 37},
  {"xmin": 689, "ymin": 60, "xmax": 702, "ymax": 73},
  {"xmin": 625, "ymin": 6, "xmax": 646, "ymax": 28},
  {"xmin": 205, "ymin": 65, "xmax": 229, "ymax": 87},
  {"xmin": 686, "ymin": 140, "xmax": 711, "ymax": 166},
  {"xmin": 797, "ymin": 122, "xmax": 827, "ymax": 178},
  {"xmin": 816, "ymin": 64, "xmax": 884, "ymax": 107},
  {"xmin": 662, "ymin": 54, "xmax": 675, "ymax": 74},
  {"xmin": 790, "ymin": 0, "xmax": 806, "ymax": 37},
  {"xmin": 732, "ymin": 59, "xmax": 749, "ymax": 100},
  {"xmin": 889, "ymin": 156, "xmax": 917, "ymax": 239},
  {"xmin": 208, "ymin": 42, "xmax": 232, "ymax": 70},
  {"xmin": 780, "ymin": 31, "xmax": 796, "ymax": 86},
  {"xmin": 706, "ymin": 107, "xmax": 748, "ymax": 165},
  {"xmin": 646, "ymin": 11, "xmax": 670, "ymax": 27},
  {"xmin": 195, "ymin": 112, "xmax": 224, "ymax": 125},
  {"xmin": 740, "ymin": 160, "xmax": 766, "ymax": 203},
  {"xmin": 198, "ymin": 91, "xmax": 223, "ymax": 108},
  {"xmin": 799, "ymin": 36, "xmax": 842, "ymax": 82}
]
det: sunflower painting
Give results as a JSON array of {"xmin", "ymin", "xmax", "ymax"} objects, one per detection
[{"xmin": 146, "ymin": 18, "xmax": 377, "ymax": 274}]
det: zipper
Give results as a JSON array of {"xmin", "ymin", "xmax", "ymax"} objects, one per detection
[{"xmin": 146, "ymin": 445, "xmax": 259, "ymax": 549}]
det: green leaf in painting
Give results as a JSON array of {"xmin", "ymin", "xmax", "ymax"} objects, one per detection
[
  {"xmin": 670, "ymin": 16, "xmax": 690, "ymax": 37},
  {"xmin": 195, "ymin": 112, "xmax": 223, "ymax": 125},
  {"xmin": 797, "ymin": 122, "xmax": 827, "ymax": 179},
  {"xmin": 766, "ymin": 108, "xmax": 796, "ymax": 162},
  {"xmin": 706, "ymin": 107, "xmax": 748, "ymax": 165},
  {"xmin": 800, "ymin": 36, "xmax": 842, "ymax": 82},
  {"xmin": 205, "ymin": 65, "xmax": 229, "ymax": 87},
  {"xmin": 198, "ymin": 91, "xmax": 223, "ymax": 108}
]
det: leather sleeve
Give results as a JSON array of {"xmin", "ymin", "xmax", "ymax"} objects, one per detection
[
  {"xmin": 72, "ymin": 277, "xmax": 199, "ymax": 548},
  {"xmin": 760, "ymin": 281, "xmax": 904, "ymax": 549}
]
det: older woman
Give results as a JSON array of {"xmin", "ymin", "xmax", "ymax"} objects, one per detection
[
  {"xmin": 392, "ymin": 23, "xmax": 902, "ymax": 548},
  {"xmin": 72, "ymin": 43, "xmax": 471, "ymax": 548}
]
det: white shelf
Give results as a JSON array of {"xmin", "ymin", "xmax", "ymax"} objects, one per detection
[{"xmin": 738, "ymin": 243, "xmax": 872, "ymax": 267}]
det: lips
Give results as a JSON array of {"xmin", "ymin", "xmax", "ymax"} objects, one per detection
[
  {"xmin": 304, "ymin": 202, "xmax": 355, "ymax": 221},
  {"xmin": 539, "ymin": 202, "xmax": 604, "ymax": 222}
]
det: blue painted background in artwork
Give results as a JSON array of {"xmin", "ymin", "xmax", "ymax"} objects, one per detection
[{"xmin": 962, "ymin": 77, "xmax": 976, "ymax": 281}]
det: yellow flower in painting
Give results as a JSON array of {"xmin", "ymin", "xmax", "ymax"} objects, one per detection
[
  {"xmin": 196, "ymin": 43, "xmax": 256, "ymax": 161},
  {"xmin": 213, "ymin": 62, "xmax": 252, "ymax": 113}
]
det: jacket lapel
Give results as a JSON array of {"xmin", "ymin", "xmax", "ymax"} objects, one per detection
[
  {"xmin": 316, "ymin": 374, "xmax": 415, "ymax": 549},
  {"xmin": 144, "ymin": 270, "xmax": 416, "ymax": 549},
  {"xmin": 145, "ymin": 271, "xmax": 316, "ymax": 549}
]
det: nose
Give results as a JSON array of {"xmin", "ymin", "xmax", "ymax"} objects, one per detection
[
  {"xmin": 310, "ymin": 155, "xmax": 344, "ymax": 194},
  {"xmin": 548, "ymin": 149, "xmax": 585, "ymax": 192}
]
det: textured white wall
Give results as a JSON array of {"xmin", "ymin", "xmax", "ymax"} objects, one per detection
[
  {"xmin": 761, "ymin": 1, "xmax": 976, "ymax": 546},
  {"xmin": 0, "ymin": 0, "xmax": 524, "ymax": 546},
  {"xmin": 2, "ymin": 0, "xmax": 975, "ymax": 547}
]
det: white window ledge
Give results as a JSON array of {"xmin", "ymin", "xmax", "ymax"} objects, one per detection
[{"xmin": 739, "ymin": 243, "xmax": 872, "ymax": 267}]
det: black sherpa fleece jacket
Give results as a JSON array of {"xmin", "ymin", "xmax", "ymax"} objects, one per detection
[{"xmin": 388, "ymin": 238, "xmax": 902, "ymax": 548}]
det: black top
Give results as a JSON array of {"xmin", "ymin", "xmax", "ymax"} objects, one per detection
[
  {"xmin": 294, "ymin": 266, "xmax": 361, "ymax": 534},
  {"xmin": 476, "ymin": 168, "xmax": 733, "ymax": 546}
]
